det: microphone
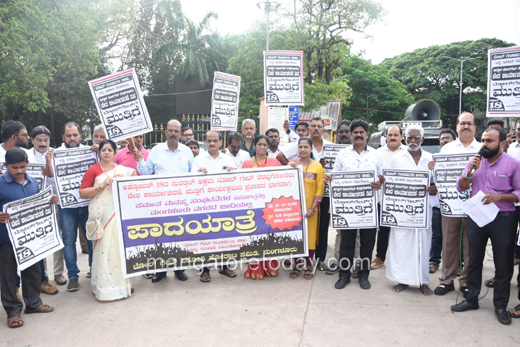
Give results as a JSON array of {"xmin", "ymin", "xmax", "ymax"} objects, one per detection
[{"xmin": 468, "ymin": 148, "xmax": 486, "ymax": 177}]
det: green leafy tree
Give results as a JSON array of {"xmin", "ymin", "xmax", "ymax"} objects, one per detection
[{"xmin": 340, "ymin": 55, "xmax": 414, "ymax": 128}]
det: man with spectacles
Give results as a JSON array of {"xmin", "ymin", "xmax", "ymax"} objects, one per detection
[
  {"xmin": 0, "ymin": 121, "xmax": 35, "ymax": 163},
  {"xmin": 433, "ymin": 112, "xmax": 480, "ymax": 298}
]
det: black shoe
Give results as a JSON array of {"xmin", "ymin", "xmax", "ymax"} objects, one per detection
[
  {"xmin": 460, "ymin": 286, "xmax": 469, "ymax": 299},
  {"xmin": 335, "ymin": 277, "xmax": 350, "ymax": 289},
  {"xmin": 151, "ymin": 272, "xmax": 166, "ymax": 283},
  {"xmin": 495, "ymin": 308, "xmax": 512, "ymax": 325},
  {"xmin": 175, "ymin": 271, "xmax": 188, "ymax": 281},
  {"xmin": 451, "ymin": 300, "xmax": 479, "ymax": 312},
  {"xmin": 434, "ymin": 283, "xmax": 455, "ymax": 295},
  {"xmin": 359, "ymin": 277, "xmax": 371, "ymax": 290},
  {"xmin": 352, "ymin": 265, "xmax": 359, "ymax": 279},
  {"xmin": 67, "ymin": 278, "xmax": 79, "ymax": 292}
]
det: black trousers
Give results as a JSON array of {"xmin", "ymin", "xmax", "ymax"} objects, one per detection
[
  {"xmin": 338, "ymin": 228, "xmax": 377, "ymax": 279},
  {"xmin": 315, "ymin": 196, "xmax": 330, "ymax": 263},
  {"xmin": 0, "ymin": 243, "xmax": 42, "ymax": 318},
  {"xmin": 466, "ymin": 213, "xmax": 516, "ymax": 310},
  {"xmin": 375, "ymin": 203, "xmax": 390, "ymax": 261}
]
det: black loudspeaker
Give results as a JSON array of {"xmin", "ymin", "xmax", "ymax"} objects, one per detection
[{"xmin": 403, "ymin": 99, "xmax": 441, "ymax": 127}]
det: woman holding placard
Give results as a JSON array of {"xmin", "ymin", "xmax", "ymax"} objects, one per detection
[
  {"xmin": 79, "ymin": 139, "xmax": 136, "ymax": 301},
  {"xmin": 288, "ymin": 137, "xmax": 324, "ymax": 280}
]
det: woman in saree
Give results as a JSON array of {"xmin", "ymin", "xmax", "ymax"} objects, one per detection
[
  {"xmin": 243, "ymin": 135, "xmax": 280, "ymax": 279},
  {"xmin": 79, "ymin": 139, "xmax": 136, "ymax": 301},
  {"xmin": 288, "ymin": 137, "xmax": 324, "ymax": 280}
]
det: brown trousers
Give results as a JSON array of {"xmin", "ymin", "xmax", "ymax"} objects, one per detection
[{"xmin": 439, "ymin": 216, "xmax": 469, "ymax": 286}]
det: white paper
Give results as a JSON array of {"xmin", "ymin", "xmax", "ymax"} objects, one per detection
[{"xmin": 461, "ymin": 190, "xmax": 499, "ymax": 227}]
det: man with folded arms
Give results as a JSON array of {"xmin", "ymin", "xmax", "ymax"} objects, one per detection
[
  {"xmin": 0, "ymin": 148, "xmax": 57, "ymax": 328},
  {"xmin": 451, "ymin": 127, "xmax": 520, "ymax": 325}
]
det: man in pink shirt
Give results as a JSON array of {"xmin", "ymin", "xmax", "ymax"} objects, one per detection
[{"xmin": 114, "ymin": 134, "xmax": 149, "ymax": 172}]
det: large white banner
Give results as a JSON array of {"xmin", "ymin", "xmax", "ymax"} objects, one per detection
[
  {"xmin": 381, "ymin": 169, "xmax": 430, "ymax": 229},
  {"xmin": 89, "ymin": 69, "xmax": 153, "ymax": 141},
  {"xmin": 112, "ymin": 166, "xmax": 308, "ymax": 278},
  {"xmin": 211, "ymin": 72, "xmax": 241, "ymax": 131},
  {"xmin": 52, "ymin": 147, "xmax": 97, "ymax": 208},
  {"xmin": 264, "ymin": 51, "xmax": 304, "ymax": 106},
  {"xmin": 487, "ymin": 45, "xmax": 520, "ymax": 117},
  {"xmin": 322, "ymin": 144, "xmax": 350, "ymax": 197},
  {"xmin": 433, "ymin": 153, "xmax": 475, "ymax": 216},
  {"xmin": 4, "ymin": 187, "xmax": 62, "ymax": 271},
  {"xmin": 330, "ymin": 170, "xmax": 378, "ymax": 230}
]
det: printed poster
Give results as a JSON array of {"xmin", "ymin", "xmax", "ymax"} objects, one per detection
[
  {"xmin": 211, "ymin": 72, "xmax": 241, "ymax": 131},
  {"xmin": 264, "ymin": 51, "xmax": 304, "ymax": 106},
  {"xmin": 487, "ymin": 45, "xmax": 520, "ymax": 117}
]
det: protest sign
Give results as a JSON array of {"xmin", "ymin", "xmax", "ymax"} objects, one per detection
[
  {"xmin": 89, "ymin": 69, "xmax": 153, "ymax": 141},
  {"xmin": 330, "ymin": 170, "xmax": 378, "ymax": 230},
  {"xmin": 381, "ymin": 169, "xmax": 430, "ymax": 229},
  {"xmin": 211, "ymin": 72, "xmax": 241, "ymax": 131},
  {"xmin": 112, "ymin": 166, "xmax": 308, "ymax": 278},
  {"xmin": 264, "ymin": 51, "xmax": 304, "ymax": 106},
  {"xmin": 433, "ymin": 153, "xmax": 475, "ymax": 216},
  {"xmin": 487, "ymin": 45, "xmax": 520, "ymax": 117},
  {"xmin": 4, "ymin": 187, "xmax": 62, "ymax": 271},
  {"xmin": 52, "ymin": 147, "xmax": 98, "ymax": 208},
  {"xmin": 322, "ymin": 144, "xmax": 350, "ymax": 197},
  {"xmin": 268, "ymin": 106, "xmax": 289, "ymax": 146}
]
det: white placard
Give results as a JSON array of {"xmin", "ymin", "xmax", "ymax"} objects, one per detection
[
  {"xmin": 268, "ymin": 106, "xmax": 289, "ymax": 146},
  {"xmin": 322, "ymin": 144, "xmax": 350, "ymax": 197},
  {"xmin": 330, "ymin": 170, "xmax": 378, "ymax": 230},
  {"xmin": 89, "ymin": 69, "xmax": 153, "ymax": 141},
  {"xmin": 461, "ymin": 190, "xmax": 499, "ymax": 228},
  {"xmin": 211, "ymin": 72, "xmax": 241, "ymax": 131},
  {"xmin": 52, "ymin": 147, "xmax": 98, "ymax": 208},
  {"xmin": 433, "ymin": 153, "xmax": 475, "ymax": 216},
  {"xmin": 4, "ymin": 187, "xmax": 62, "ymax": 271},
  {"xmin": 381, "ymin": 169, "xmax": 430, "ymax": 229},
  {"xmin": 264, "ymin": 51, "xmax": 304, "ymax": 106},
  {"xmin": 487, "ymin": 45, "xmax": 520, "ymax": 117}
]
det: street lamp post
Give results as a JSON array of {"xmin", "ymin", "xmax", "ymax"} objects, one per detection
[
  {"xmin": 257, "ymin": 0, "xmax": 280, "ymax": 51},
  {"xmin": 443, "ymin": 56, "xmax": 477, "ymax": 115}
]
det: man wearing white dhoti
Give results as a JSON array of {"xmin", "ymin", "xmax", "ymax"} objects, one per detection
[{"xmin": 385, "ymin": 125, "xmax": 438, "ymax": 295}]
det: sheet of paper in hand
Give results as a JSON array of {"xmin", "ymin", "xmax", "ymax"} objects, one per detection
[
  {"xmin": 381, "ymin": 169, "xmax": 430, "ymax": 229},
  {"xmin": 4, "ymin": 186, "xmax": 62, "ymax": 271},
  {"xmin": 52, "ymin": 147, "xmax": 98, "ymax": 208},
  {"xmin": 330, "ymin": 170, "xmax": 378, "ymax": 230}
]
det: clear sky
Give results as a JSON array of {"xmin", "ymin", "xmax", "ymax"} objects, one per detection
[{"xmin": 182, "ymin": 0, "xmax": 520, "ymax": 63}]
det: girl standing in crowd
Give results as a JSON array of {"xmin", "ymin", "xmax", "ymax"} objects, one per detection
[
  {"xmin": 243, "ymin": 135, "xmax": 280, "ymax": 279},
  {"xmin": 79, "ymin": 139, "xmax": 136, "ymax": 301},
  {"xmin": 288, "ymin": 137, "xmax": 324, "ymax": 280}
]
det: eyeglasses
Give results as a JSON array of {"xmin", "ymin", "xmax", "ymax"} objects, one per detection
[
  {"xmin": 17, "ymin": 133, "xmax": 29, "ymax": 138},
  {"xmin": 458, "ymin": 121, "xmax": 474, "ymax": 126}
]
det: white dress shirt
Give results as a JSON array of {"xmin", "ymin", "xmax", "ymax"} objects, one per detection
[
  {"xmin": 333, "ymin": 145, "xmax": 383, "ymax": 175},
  {"xmin": 377, "ymin": 144, "xmax": 407, "ymax": 169},
  {"xmin": 267, "ymin": 147, "xmax": 281, "ymax": 158},
  {"xmin": 508, "ymin": 141, "xmax": 520, "ymax": 162},
  {"xmin": 225, "ymin": 148, "xmax": 250, "ymax": 169},
  {"xmin": 192, "ymin": 151, "xmax": 236, "ymax": 173},
  {"xmin": 440, "ymin": 138, "xmax": 480, "ymax": 154},
  {"xmin": 0, "ymin": 143, "xmax": 35, "ymax": 163}
]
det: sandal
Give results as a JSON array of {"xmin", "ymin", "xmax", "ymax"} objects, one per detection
[
  {"xmin": 485, "ymin": 278, "xmax": 495, "ymax": 288},
  {"xmin": 393, "ymin": 284, "xmax": 409, "ymax": 292},
  {"xmin": 290, "ymin": 270, "xmax": 301, "ymax": 279},
  {"xmin": 304, "ymin": 269, "xmax": 314, "ymax": 280},
  {"xmin": 24, "ymin": 304, "xmax": 54, "ymax": 314},
  {"xmin": 509, "ymin": 304, "xmax": 520, "ymax": 318},
  {"xmin": 420, "ymin": 284, "xmax": 433, "ymax": 296},
  {"xmin": 200, "ymin": 272, "xmax": 211, "ymax": 283},
  {"xmin": 7, "ymin": 316, "xmax": 23, "ymax": 328},
  {"xmin": 218, "ymin": 269, "xmax": 237, "ymax": 278}
]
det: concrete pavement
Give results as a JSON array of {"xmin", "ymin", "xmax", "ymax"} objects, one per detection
[{"xmin": 3, "ymin": 229, "xmax": 520, "ymax": 347}]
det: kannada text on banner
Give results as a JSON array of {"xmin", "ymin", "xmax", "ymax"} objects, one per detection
[
  {"xmin": 112, "ymin": 166, "xmax": 308, "ymax": 278},
  {"xmin": 52, "ymin": 147, "xmax": 98, "ymax": 208},
  {"xmin": 322, "ymin": 144, "xmax": 350, "ymax": 197},
  {"xmin": 433, "ymin": 153, "xmax": 474, "ymax": 216},
  {"xmin": 89, "ymin": 69, "xmax": 153, "ymax": 141},
  {"xmin": 4, "ymin": 187, "xmax": 62, "ymax": 271},
  {"xmin": 210, "ymin": 72, "xmax": 241, "ymax": 131},
  {"xmin": 264, "ymin": 51, "xmax": 304, "ymax": 106},
  {"xmin": 330, "ymin": 170, "xmax": 378, "ymax": 230},
  {"xmin": 487, "ymin": 45, "xmax": 520, "ymax": 117},
  {"xmin": 381, "ymin": 169, "xmax": 430, "ymax": 229}
]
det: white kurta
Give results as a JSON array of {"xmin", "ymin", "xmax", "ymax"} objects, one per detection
[{"xmin": 385, "ymin": 148, "xmax": 434, "ymax": 286}]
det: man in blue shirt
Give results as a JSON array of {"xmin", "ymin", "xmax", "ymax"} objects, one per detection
[
  {"xmin": 135, "ymin": 119, "xmax": 193, "ymax": 283},
  {"xmin": 0, "ymin": 148, "xmax": 58, "ymax": 328}
]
